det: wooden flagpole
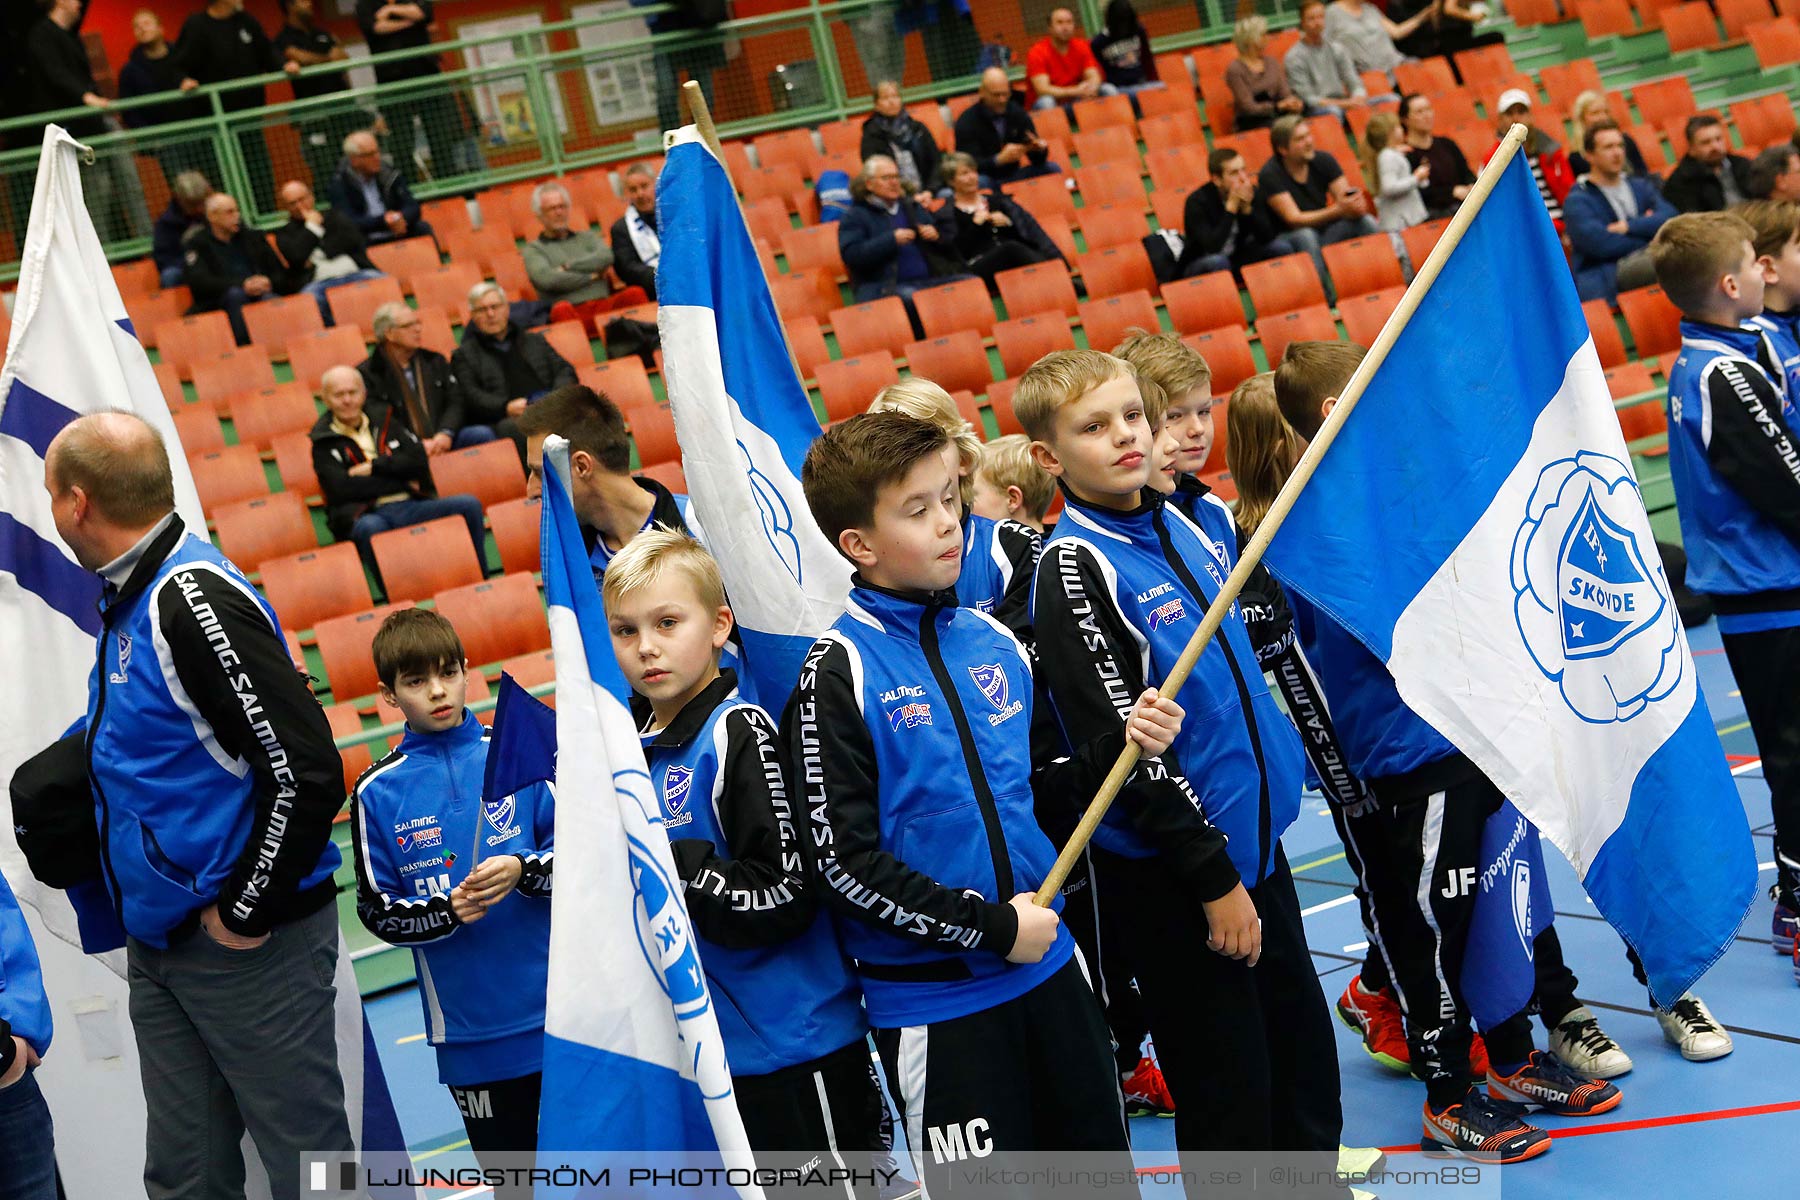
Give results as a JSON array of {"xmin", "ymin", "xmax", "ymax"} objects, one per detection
[{"xmin": 1033, "ymin": 123, "xmax": 1533, "ymax": 904}]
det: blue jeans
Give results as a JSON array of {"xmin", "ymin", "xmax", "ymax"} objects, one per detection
[
  {"xmin": 303, "ymin": 268, "xmax": 388, "ymax": 325},
  {"xmin": 217, "ymin": 284, "xmax": 273, "ymax": 346},
  {"xmin": 1181, "ymin": 233, "xmax": 1302, "ymax": 281},
  {"xmin": 1032, "ymin": 83, "xmax": 1120, "ymax": 110},
  {"xmin": 350, "ymin": 494, "xmax": 488, "ymax": 578},
  {"xmin": 0, "ymin": 1070, "xmax": 58, "ymax": 1200},
  {"xmin": 158, "ymin": 264, "xmax": 185, "ymax": 289},
  {"xmin": 453, "ymin": 425, "xmax": 497, "ymax": 447}
]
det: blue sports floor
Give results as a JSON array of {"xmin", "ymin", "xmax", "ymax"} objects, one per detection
[{"xmin": 364, "ymin": 620, "xmax": 1795, "ymax": 1198}]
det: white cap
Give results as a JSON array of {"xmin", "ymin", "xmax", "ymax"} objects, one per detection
[{"xmin": 1497, "ymin": 88, "xmax": 1533, "ymax": 114}]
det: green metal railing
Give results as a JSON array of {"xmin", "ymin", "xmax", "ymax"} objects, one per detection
[{"xmin": 0, "ymin": 0, "xmax": 1296, "ymax": 279}]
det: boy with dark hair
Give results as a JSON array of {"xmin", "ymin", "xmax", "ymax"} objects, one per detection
[
  {"xmin": 603, "ymin": 529, "xmax": 885, "ymax": 1187},
  {"xmin": 1270, "ymin": 342, "xmax": 1636, "ymax": 1159},
  {"xmin": 516, "ymin": 384, "xmax": 694, "ymax": 579},
  {"xmin": 1017, "ymin": 350, "xmax": 1343, "ymax": 1163},
  {"xmin": 789, "ymin": 411, "xmax": 1188, "ymax": 1193},
  {"xmin": 1653, "ymin": 211, "xmax": 1800, "ymax": 967},
  {"xmin": 349, "ymin": 609, "xmax": 555, "ymax": 1198}
]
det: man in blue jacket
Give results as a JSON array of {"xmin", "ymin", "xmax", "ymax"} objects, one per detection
[
  {"xmin": 0, "ymin": 872, "xmax": 55, "ymax": 1200},
  {"xmin": 40, "ymin": 412, "xmax": 353, "ymax": 1200},
  {"xmin": 1567, "ymin": 122, "xmax": 1677, "ymax": 303},
  {"xmin": 328, "ymin": 129, "xmax": 435, "ymax": 247}
]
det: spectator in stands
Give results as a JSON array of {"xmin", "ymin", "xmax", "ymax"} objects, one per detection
[
  {"xmin": 1399, "ymin": 92, "xmax": 1474, "ymax": 217},
  {"xmin": 1388, "ymin": 0, "xmax": 1506, "ymax": 63},
  {"xmin": 1323, "ymin": 0, "xmax": 1425, "ymax": 79},
  {"xmin": 452, "ymin": 282, "xmax": 578, "ymax": 455},
  {"xmin": 119, "ymin": 9, "xmax": 218, "ymax": 186},
  {"xmin": 1025, "ymin": 7, "xmax": 1115, "ymax": 111},
  {"xmin": 1568, "ymin": 90, "xmax": 1652, "ymax": 181},
  {"xmin": 1565, "ymin": 121, "xmax": 1676, "ymax": 304},
  {"xmin": 328, "ymin": 129, "xmax": 433, "ymax": 246},
  {"xmin": 1227, "ymin": 15, "xmax": 1304, "ymax": 132},
  {"xmin": 356, "ymin": 1, "xmax": 474, "ymax": 180},
  {"xmin": 1089, "ymin": 0, "xmax": 1161, "ymax": 96},
  {"xmin": 633, "ymin": 0, "xmax": 727, "ymax": 136},
  {"xmin": 933, "ymin": 151, "xmax": 1064, "ymax": 288},
  {"xmin": 1287, "ymin": 0, "xmax": 1395, "ymax": 122},
  {"xmin": 312, "ymin": 365, "xmax": 486, "ymax": 568},
  {"xmin": 1663, "ymin": 114, "xmax": 1754, "ymax": 214},
  {"xmin": 182, "ymin": 191, "xmax": 287, "ymax": 345},
  {"xmin": 954, "ymin": 67, "xmax": 1061, "ymax": 184},
  {"xmin": 861, "ymin": 81, "xmax": 942, "ymax": 198},
  {"xmin": 25, "ymin": 0, "xmax": 145, "ymax": 245},
  {"xmin": 840, "ymin": 156, "xmax": 972, "ymax": 324},
  {"xmin": 522, "ymin": 180, "xmax": 650, "ymax": 337},
  {"xmin": 275, "ymin": 0, "xmax": 357, "ymax": 194},
  {"xmin": 1360, "ymin": 111, "xmax": 1428, "ymax": 231},
  {"xmin": 1259, "ymin": 114, "xmax": 1379, "ymax": 302},
  {"xmin": 172, "ymin": 0, "xmax": 299, "ymax": 209},
  {"xmin": 362, "ymin": 301, "xmax": 493, "ymax": 453},
  {"xmin": 1494, "ymin": 88, "xmax": 1574, "ymax": 229},
  {"xmin": 152, "ymin": 170, "xmax": 212, "ymax": 289},
  {"xmin": 1180, "ymin": 145, "xmax": 1301, "ymax": 278},
  {"xmin": 273, "ymin": 180, "xmax": 386, "ymax": 323},
  {"xmin": 1747, "ymin": 144, "xmax": 1800, "ymax": 203},
  {"xmin": 610, "ymin": 163, "xmax": 660, "ymax": 301}
]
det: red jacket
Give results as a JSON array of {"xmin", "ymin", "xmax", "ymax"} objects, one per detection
[{"xmin": 1487, "ymin": 130, "xmax": 1575, "ymax": 231}]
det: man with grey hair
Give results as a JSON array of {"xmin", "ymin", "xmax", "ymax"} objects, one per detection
[
  {"xmin": 609, "ymin": 163, "xmax": 661, "ymax": 300},
  {"xmin": 274, "ymin": 179, "xmax": 386, "ymax": 323},
  {"xmin": 327, "ymin": 128, "xmax": 432, "ymax": 246},
  {"xmin": 838, "ymin": 155, "xmax": 971, "ymax": 328},
  {"xmin": 310, "ymin": 364, "xmax": 487, "ymax": 569},
  {"xmin": 151, "ymin": 170, "xmax": 213, "ymax": 288},
  {"xmin": 522, "ymin": 179, "xmax": 650, "ymax": 337},
  {"xmin": 360, "ymin": 301, "xmax": 490, "ymax": 454},
  {"xmin": 37, "ymin": 410, "xmax": 353, "ymax": 1200},
  {"xmin": 451, "ymin": 282, "xmax": 578, "ymax": 458}
]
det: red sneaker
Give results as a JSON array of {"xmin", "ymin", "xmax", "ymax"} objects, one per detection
[
  {"xmin": 1121, "ymin": 1054, "xmax": 1175, "ymax": 1117},
  {"xmin": 1336, "ymin": 974, "xmax": 1410, "ymax": 1072}
]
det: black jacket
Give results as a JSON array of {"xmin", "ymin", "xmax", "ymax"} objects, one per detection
[
  {"xmin": 274, "ymin": 210, "xmax": 376, "ymax": 291},
  {"xmin": 356, "ymin": 0, "xmax": 440, "ymax": 83},
  {"xmin": 1181, "ymin": 181, "xmax": 1287, "ymax": 269},
  {"xmin": 24, "ymin": 17, "xmax": 105, "ymax": 138},
  {"xmin": 171, "ymin": 9, "xmax": 284, "ymax": 113},
  {"xmin": 861, "ymin": 113, "xmax": 943, "ymax": 193},
  {"xmin": 327, "ymin": 159, "xmax": 423, "ymax": 238},
  {"xmin": 310, "ymin": 402, "xmax": 435, "ymax": 542},
  {"xmin": 609, "ymin": 211, "xmax": 659, "ymax": 298},
  {"xmin": 1663, "ymin": 152, "xmax": 1755, "ymax": 214},
  {"xmin": 952, "ymin": 99, "xmax": 1051, "ymax": 182},
  {"xmin": 450, "ymin": 324, "xmax": 578, "ymax": 424},
  {"xmin": 358, "ymin": 345, "xmax": 467, "ymax": 440},
  {"xmin": 181, "ymin": 225, "xmax": 291, "ymax": 312},
  {"xmin": 931, "ymin": 190, "xmax": 1063, "ymax": 267},
  {"xmin": 153, "ymin": 201, "xmax": 201, "ymax": 277},
  {"xmin": 118, "ymin": 44, "xmax": 209, "ymax": 129}
]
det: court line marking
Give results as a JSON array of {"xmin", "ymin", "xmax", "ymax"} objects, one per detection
[
  {"xmin": 1365, "ymin": 1097, "xmax": 1800, "ymax": 1155},
  {"xmin": 1301, "ymin": 893, "xmax": 1358, "ymax": 917}
]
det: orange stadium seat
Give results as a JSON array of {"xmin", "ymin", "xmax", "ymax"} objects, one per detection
[
  {"xmin": 1394, "ymin": 57, "xmax": 1456, "ymax": 95},
  {"xmin": 1002, "ymin": 175, "xmax": 1078, "ymax": 227},
  {"xmin": 1139, "ymin": 110, "xmax": 1205, "ymax": 156},
  {"xmin": 1183, "ymin": 325, "xmax": 1258, "ymax": 394},
  {"xmin": 487, "ymin": 497, "xmax": 542, "ymax": 576},
  {"xmin": 326, "ymin": 276, "xmax": 407, "ymax": 339},
  {"xmin": 994, "ymin": 312, "xmax": 1077, "ymax": 377},
  {"xmin": 786, "ymin": 316, "xmax": 831, "ymax": 380},
  {"xmin": 489, "ymin": 255, "xmax": 537, "ymax": 303},
  {"xmin": 430, "ymin": 439, "xmax": 527, "ymax": 508},
  {"xmin": 1145, "ymin": 144, "xmax": 1209, "ymax": 199},
  {"xmin": 1257, "ymin": 304, "xmax": 1339, "ymax": 367},
  {"xmin": 242, "ymin": 294, "xmax": 325, "ymax": 360},
  {"xmin": 189, "ymin": 445, "xmax": 269, "ymax": 512},
  {"xmin": 366, "ymin": 237, "xmax": 441, "ymax": 292},
  {"xmin": 1720, "ymin": 0, "xmax": 1776, "ymax": 38},
  {"xmin": 741, "ymin": 164, "xmax": 807, "ymax": 212},
  {"xmin": 782, "ymin": 224, "xmax": 846, "ymax": 276},
  {"xmin": 1660, "ymin": 2, "xmax": 1722, "ymax": 50},
  {"xmin": 1031, "ymin": 105, "xmax": 1073, "ymax": 149},
  {"xmin": 997, "ymin": 261, "xmax": 1079, "ymax": 320},
  {"xmin": 539, "ymin": 321, "xmax": 595, "ymax": 368},
  {"xmin": 744, "ymin": 197, "xmax": 792, "ymax": 249},
  {"xmin": 986, "ymin": 378, "xmax": 1024, "ymax": 436},
  {"xmin": 316, "ymin": 602, "xmax": 415, "ymax": 703},
  {"xmin": 154, "ymin": 361, "xmax": 184, "ymax": 409},
  {"xmin": 434, "ymin": 573, "xmax": 550, "ymax": 667},
  {"xmin": 625, "ymin": 402, "xmax": 680, "ymax": 467},
  {"xmin": 1078, "ymin": 291, "xmax": 1160, "ymax": 353},
  {"xmin": 1073, "ymin": 162, "xmax": 1145, "ymax": 208},
  {"xmin": 1338, "ymin": 287, "xmax": 1406, "ymax": 348},
  {"xmin": 271, "ymin": 430, "xmax": 319, "ymax": 499},
  {"xmin": 1162, "ymin": 271, "xmax": 1247, "ymax": 334},
  {"xmin": 1732, "ymin": 94, "xmax": 1797, "ymax": 150},
  {"xmin": 229, "ymin": 383, "xmax": 318, "ymax": 450},
  {"xmin": 1149, "ymin": 188, "xmax": 1190, "ymax": 236},
  {"xmin": 1617, "ymin": 394, "xmax": 1669, "ymax": 450},
  {"xmin": 125, "ymin": 290, "xmax": 187, "ymax": 348},
  {"xmin": 907, "ymin": 102, "xmax": 955, "ymax": 151},
  {"xmin": 1244, "ymin": 253, "xmax": 1327, "ymax": 319},
  {"xmin": 170, "ymin": 405, "xmax": 224, "ymax": 455},
  {"xmin": 1078, "ymin": 244, "xmax": 1159, "ymax": 300},
  {"xmin": 1072, "ymin": 93, "xmax": 1136, "ymax": 132},
  {"xmin": 1072, "ymin": 126, "xmax": 1139, "ymax": 168},
  {"xmin": 1578, "ymin": 0, "xmax": 1638, "ymax": 37},
  {"xmin": 1509, "ymin": 0, "xmax": 1567, "ymax": 25},
  {"xmin": 1401, "ymin": 219, "xmax": 1451, "ymax": 272},
  {"xmin": 1077, "ymin": 203, "xmax": 1150, "ymax": 251},
  {"xmin": 578, "ymin": 358, "xmax": 656, "ymax": 412},
  {"xmin": 816, "ymin": 354, "xmax": 900, "ymax": 422},
  {"xmin": 1540, "ymin": 59, "xmax": 1605, "ymax": 112},
  {"xmin": 413, "ymin": 263, "xmax": 485, "ymax": 319},
  {"xmin": 1034, "ymin": 215, "xmax": 1080, "ymax": 263},
  {"xmin": 1453, "ymin": 45, "xmax": 1518, "ymax": 92},
  {"xmin": 325, "ymin": 701, "xmax": 375, "ymax": 797},
  {"xmin": 261, "ymin": 542, "xmax": 372, "ymax": 630},
  {"xmin": 769, "ymin": 270, "xmax": 839, "ymax": 325},
  {"xmin": 916, "ymin": 277, "xmax": 998, "ymax": 340},
  {"xmin": 1323, "ymin": 236, "xmax": 1406, "ymax": 301},
  {"xmin": 155, "ymin": 312, "xmax": 237, "ymax": 380},
  {"xmin": 1583, "ymin": 299, "xmax": 1630, "ymax": 368},
  {"xmin": 421, "ymin": 197, "xmax": 475, "ymax": 243},
  {"xmin": 289, "ymin": 326, "xmax": 370, "ymax": 391},
  {"xmin": 1604, "ymin": 361, "xmax": 1656, "ymax": 401},
  {"xmin": 453, "ymin": 227, "xmax": 522, "ymax": 277},
  {"xmin": 1633, "ymin": 78, "xmax": 1696, "ymax": 130},
  {"xmin": 412, "ymin": 307, "xmax": 457, "ymax": 359},
  {"xmin": 371, "ymin": 517, "xmax": 485, "ymax": 604},
  {"xmin": 1619, "ymin": 286, "xmax": 1683, "ymax": 358},
  {"xmin": 830, "ymin": 297, "xmax": 916, "ymax": 359},
  {"xmin": 754, "ymin": 129, "xmax": 821, "ymax": 180},
  {"xmin": 112, "ymin": 258, "xmax": 158, "ymax": 296},
  {"xmin": 1750, "ymin": 16, "xmax": 1800, "ymax": 67},
  {"xmin": 1635, "ymin": 0, "xmax": 1684, "ymax": 29},
  {"xmin": 211, "ymin": 491, "xmax": 317, "ymax": 573},
  {"xmin": 499, "ymin": 648, "xmax": 557, "ymax": 697},
  {"xmin": 192, "ymin": 348, "xmax": 277, "ymax": 414},
  {"xmin": 905, "ymin": 331, "xmax": 994, "ymax": 398}
]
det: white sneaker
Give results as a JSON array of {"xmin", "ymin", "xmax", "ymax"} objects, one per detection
[
  {"xmin": 1548, "ymin": 1005, "xmax": 1634, "ymax": 1078},
  {"xmin": 1338, "ymin": 1144, "xmax": 1386, "ymax": 1177},
  {"xmin": 1655, "ymin": 993, "xmax": 1734, "ymax": 1062}
]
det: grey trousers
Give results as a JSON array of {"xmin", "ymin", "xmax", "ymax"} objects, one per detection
[{"xmin": 127, "ymin": 901, "xmax": 353, "ymax": 1200}]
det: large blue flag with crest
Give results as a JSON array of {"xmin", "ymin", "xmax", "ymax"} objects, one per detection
[
  {"xmin": 655, "ymin": 128, "xmax": 851, "ymax": 714},
  {"xmin": 533, "ymin": 435, "xmax": 763, "ymax": 1197},
  {"xmin": 1264, "ymin": 154, "xmax": 1757, "ymax": 1006}
]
